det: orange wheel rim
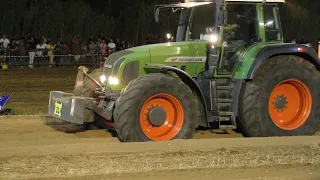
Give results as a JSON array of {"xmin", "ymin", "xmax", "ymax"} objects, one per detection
[
  {"xmin": 268, "ymin": 79, "xmax": 312, "ymax": 130},
  {"xmin": 140, "ymin": 93, "xmax": 184, "ymax": 141}
]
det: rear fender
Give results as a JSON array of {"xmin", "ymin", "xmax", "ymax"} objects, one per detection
[
  {"xmin": 247, "ymin": 44, "xmax": 320, "ymax": 79},
  {"xmin": 145, "ymin": 64, "xmax": 209, "ymax": 127}
]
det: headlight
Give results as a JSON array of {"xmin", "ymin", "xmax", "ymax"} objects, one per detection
[
  {"xmin": 210, "ymin": 34, "xmax": 218, "ymax": 43},
  {"xmin": 108, "ymin": 76, "xmax": 119, "ymax": 85},
  {"xmin": 100, "ymin": 75, "xmax": 107, "ymax": 83},
  {"xmin": 166, "ymin": 33, "xmax": 172, "ymax": 39}
]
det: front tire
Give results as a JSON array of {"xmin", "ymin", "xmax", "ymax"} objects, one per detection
[
  {"xmin": 114, "ymin": 73, "xmax": 200, "ymax": 142},
  {"xmin": 238, "ymin": 55, "xmax": 320, "ymax": 137}
]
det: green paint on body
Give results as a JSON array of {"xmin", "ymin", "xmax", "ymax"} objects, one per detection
[
  {"xmin": 109, "ymin": 41, "xmax": 208, "ymax": 91},
  {"xmin": 232, "ymin": 44, "xmax": 265, "ymax": 79}
]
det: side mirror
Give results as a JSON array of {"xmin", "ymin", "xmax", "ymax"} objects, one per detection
[{"xmin": 154, "ymin": 8, "xmax": 160, "ymax": 23}]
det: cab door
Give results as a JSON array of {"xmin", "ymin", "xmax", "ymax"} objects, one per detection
[{"xmin": 217, "ymin": 3, "xmax": 259, "ymax": 74}]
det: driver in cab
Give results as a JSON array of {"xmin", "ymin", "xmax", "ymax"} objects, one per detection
[{"xmin": 223, "ymin": 6, "xmax": 250, "ymax": 46}]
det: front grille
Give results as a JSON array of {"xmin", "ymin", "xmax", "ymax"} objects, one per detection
[{"xmin": 122, "ymin": 61, "xmax": 139, "ymax": 85}]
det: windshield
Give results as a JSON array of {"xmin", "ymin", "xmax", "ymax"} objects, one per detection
[
  {"xmin": 189, "ymin": 4, "xmax": 216, "ymax": 40},
  {"xmin": 155, "ymin": 3, "xmax": 218, "ymax": 42}
]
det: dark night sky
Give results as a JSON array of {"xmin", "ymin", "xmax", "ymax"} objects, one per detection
[{"xmin": 0, "ymin": 0, "xmax": 319, "ymax": 45}]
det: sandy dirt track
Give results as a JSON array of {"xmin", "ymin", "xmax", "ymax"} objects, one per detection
[{"xmin": 0, "ymin": 116, "xmax": 319, "ymax": 180}]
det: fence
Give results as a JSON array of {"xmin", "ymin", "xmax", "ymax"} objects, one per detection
[{"xmin": 0, "ymin": 48, "xmax": 110, "ymax": 68}]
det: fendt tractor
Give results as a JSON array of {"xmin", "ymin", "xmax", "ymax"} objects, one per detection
[{"xmin": 49, "ymin": 0, "xmax": 320, "ymax": 142}]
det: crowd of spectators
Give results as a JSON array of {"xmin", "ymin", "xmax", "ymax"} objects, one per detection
[{"xmin": 0, "ymin": 33, "xmax": 135, "ymax": 68}]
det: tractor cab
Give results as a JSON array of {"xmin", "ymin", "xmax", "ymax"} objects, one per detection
[{"xmin": 155, "ymin": 0, "xmax": 284, "ymax": 75}]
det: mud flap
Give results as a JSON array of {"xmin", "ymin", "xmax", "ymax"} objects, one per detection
[{"xmin": 48, "ymin": 91, "xmax": 94, "ymax": 124}]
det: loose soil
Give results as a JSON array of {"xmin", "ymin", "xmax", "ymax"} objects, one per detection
[{"xmin": 0, "ymin": 116, "xmax": 319, "ymax": 179}]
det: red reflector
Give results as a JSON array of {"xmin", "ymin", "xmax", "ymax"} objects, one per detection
[{"xmin": 104, "ymin": 120, "xmax": 115, "ymax": 127}]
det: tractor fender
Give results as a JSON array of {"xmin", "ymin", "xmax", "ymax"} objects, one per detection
[
  {"xmin": 145, "ymin": 64, "xmax": 209, "ymax": 127},
  {"xmin": 247, "ymin": 44, "xmax": 320, "ymax": 79}
]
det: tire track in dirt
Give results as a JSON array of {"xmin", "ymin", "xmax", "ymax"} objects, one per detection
[
  {"xmin": 0, "ymin": 116, "xmax": 319, "ymax": 179},
  {"xmin": 35, "ymin": 164, "xmax": 320, "ymax": 180},
  {"xmin": 0, "ymin": 136, "xmax": 319, "ymax": 179},
  {"xmin": 0, "ymin": 116, "xmax": 243, "ymax": 142}
]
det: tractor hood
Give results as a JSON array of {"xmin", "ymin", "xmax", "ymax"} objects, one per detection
[
  {"xmin": 105, "ymin": 41, "xmax": 207, "ymax": 68},
  {"xmin": 104, "ymin": 41, "xmax": 207, "ymax": 90},
  {"xmin": 128, "ymin": 41, "xmax": 208, "ymax": 64}
]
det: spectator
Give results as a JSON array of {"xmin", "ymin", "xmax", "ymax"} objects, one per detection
[
  {"xmin": 108, "ymin": 39, "xmax": 116, "ymax": 54},
  {"xmin": 88, "ymin": 40, "xmax": 98, "ymax": 54},
  {"xmin": 98, "ymin": 39, "xmax": 107, "ymax": 67},
  {"xmin": 8, "ymin": 39, "xmax": 18, "ymax": 51},
  {"xmin": 27, "ymin": 36, "xmax": 37, "ymax": 68},
  {"xmin": 121, "ymin": 40, "xmax": 126, "ymax": 50},
  {"xmin": 127, "ymin": 42, "xmax": 132, "ymax": 49},
  {"xmin": 62, "ymin": 43, "xmax": 71, "ymax": 52},
  {"xmin": 71, "ymin": 34, "xmax": 79, "ymax": 55},
  {"xmin": 46, "ymin": 41, "xmax": 54, "ymax": 67},
  {"xmin": 25, "ymin": 33, "xmax": 32, "ymax": 41},
  {"xmin": 47, "ymin": 36, "xmax": 52, "ymax": 43},
  {"xmin": 88, "ymin": 34, "xmax": 94, "ymax": 43},
  {"xmin": 0, "ymin": 34, "xmax": 10, "ymax": 49},
  {"xmin": 99, "ymin": 32, "xmax": 105, "ymax": 40},
  {"xmin": 115, "ymin": 38, "xmax": 121, "ymax": 51},
  {"xmin": 35, "ymin": 40, "xmax": 47, "ymax": 67},
  {"xmin": 17, "ymin": 39, "xmax": 26, "ymax": 52},
  {"xmin": 54, "ymin": 39, "xmax": 63, "ymax": 66},
  {"xmin": 80, "ymin": 40, "xmax": 88, "ymax": 54},
  {"xmin": 8, "ymin": 39, "xmax": 18, "ymax": 67},
  {"xmin": 41, "ymin": 35, "xmax": 47, "ymax": 43},
  {"xmin": 99, "ymin": 39, "xmax": 107, "ymax": 55},
  {"xmin": 96, "ymin": 37, "xmax": 101, "ymax": 48},
  {"xmin": 17, "ymin": 39, "xmax": 26, "ymax": 67},
  {"xmin": 36, "ymin": 40, "xmax": 46, "ymax": 56},
  {"xmin": 61, "ymin": 43, "xmax": 71, "ymax": 66},
  {"xmin": 80, "ymin": 40, "xmax": 88, "ymax": 64}
]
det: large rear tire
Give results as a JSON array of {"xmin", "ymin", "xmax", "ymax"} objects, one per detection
[
  {"xmin": 114, "ymin": 73, "xmax": 200, "ymax": 142},
  {"xmin": 238, "ymin": 55, "xmax": 320, "ymax": 137}
]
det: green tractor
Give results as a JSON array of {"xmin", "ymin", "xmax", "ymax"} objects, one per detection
[{"xmin": 49, "ymin": 0, "xmax": 320, "ymax": 142}]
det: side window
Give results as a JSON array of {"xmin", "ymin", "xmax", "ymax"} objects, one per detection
[
  {"xmin": 189, "ymin": 4, "xmax": 216, "ymax": 40},
  {"xmin": 218, "ymin": 4, "xmax": 257, "ymax": 73},
  {"xmin": 263, "ymin": 5, "xmax": 282, "ymax": 41},
  {"xmin": 226, "ymin": 4, "xmax": 258, "ymax": 43}
]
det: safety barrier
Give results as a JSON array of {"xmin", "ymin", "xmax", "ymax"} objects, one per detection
[{"xmin": 0, "ymin": 48, "xmax": 109, "ymax": 68}]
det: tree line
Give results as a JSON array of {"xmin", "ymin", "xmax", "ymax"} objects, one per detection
[{"xmin": 0, "ymin": 0, "xmax": 319, "ymax": 46}]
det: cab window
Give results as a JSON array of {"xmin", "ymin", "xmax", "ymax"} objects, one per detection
[
  {"xmin": 264, "ymin": 5, "xmax": 282, "ymax": 41},
  {"xmin": 189, "ymin": 4, "xmax": 216, "ymax": 40}
]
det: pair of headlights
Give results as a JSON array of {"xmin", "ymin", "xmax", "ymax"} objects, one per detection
[{"xmin": 100, "ymin": 75, "xmax": 119, "ymax": 85}]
